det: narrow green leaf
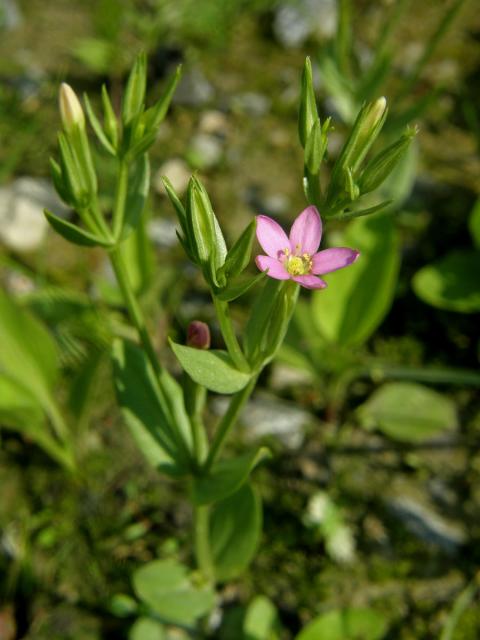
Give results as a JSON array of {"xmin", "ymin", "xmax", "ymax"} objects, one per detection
[
  {"xmin": 358, "ymin": 382, "xmax": 458, "ymax": 443},
  {"xmin": 101, "ymin": 84, "xmax": 118, "ymax": 148},
  {"xmin": 359, "ymin": 127, "xmax": 416, "ymax": 194},
  {"xmin": 304, "ymin": 119, "xmax": 324, "ymax": 174},
  {"xmin": 298, "ymin": 57, "xmax": 319, "ymax": 148},
  {"xmin": 216, "ymin": 271, "xmax": 267, "ymax": 302},
  {"xmin": 44, "ymin": 209, "xmax": 113, "ymax": 248},
  {"xmin": 210, "ymin": 483, "xmax": 262, "ymax": 581},
  {"xmin": 49, "ymin": 157, "xmax": 74, "ymax": 205},
  {"xmin": 83, "ymin": 93, "xmax": 116, "ymax": 155},
  {"xmin": 220, "ymin": 219, "xmax": 257, "ymax": 280},
  {"xmin": 112, "ymin": 339, "xmax": 192, "ymax": 476},
  {"xmin": 192, "ymin": 447, "xmax": 270, "ymax": 505},
  {"xmin": 170, "ymin": 340, "xmax": 251, "ymax": 394},
  {"xmin": 122, "ymin": 52, "xmax": 147, "ymax": 125},
  {"xmin": 412, "ymin": 250, "xmax": 480, "ymax": 313},
  {"xmin": 133, "ymin": 559, "xmax": 215, "ymax": 625},
  {"xmin": 120, "ymin": 154, "xmax": 150, "ymax": 241},
  {"xmin": 143, "ymin": 65, "xmax": 182, "ymax": 131}
]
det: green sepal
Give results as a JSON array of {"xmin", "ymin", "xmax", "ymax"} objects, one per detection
[
  {"xmin": 187, "ymin": 176, "xmax": 227, "ymax": 274},
  {"xmin": 192, "ymin": 447, "xmax": 270, "ymax": 505},
  {"xmin": 328, "ymin": 98, "xmax": 387, "ymax": 201},
  {"xmin": 305, "ymin": 116, "xmax": 330, "ymax": 176},
  {"xmin": 215, "ymin": 270, "xmax": 267, "ymax": 302},
  {"xmin": 58, "ymin": 132, "xmax": 90, "ymax": 208},
  {"xmin": 143, "ymin": 65, "xmax": 182, "ymax": 132},
  {"xmin": 83, "ymin": 93, "xmax": 116, "ymax": 155},
  {"xmin": 298, "ymin": 57, "xmax": 319, "ymax": 148},
  {"xmin": 219, "ymin": 219, "xmax": 256, "ymax": 281},
  {"xmin": 118, "ymin": 154, "xmax": 150, "ymax": 242},
  {"xmin": 244, "ymin": 279, "xmax": 299, "ymax": 370},
  {"xmin": 358, "ymin": 127, "xmax": 417, "ymax": 194},
  {"xmin": 49, "ymin": 157, "xmax": 74, "ymax": 206},
  {"xmin": 44, "ymin": 209, "xmax": 113, "ymax": 248},
  {"xmin": 122, "ymin": 52, "xmax": 147, "ymax": 126},
  {"xmin": 101, "ymin": 84, "xmax": 118, "ymax": 148},
  {"xmin": 170, "ymin": 340, "xmax": 251, "ymax": 394}
]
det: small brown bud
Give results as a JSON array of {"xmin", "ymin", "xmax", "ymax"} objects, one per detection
[{"xmin": 186, "ymin": 321, "xmax": 211, "ymax": 350}]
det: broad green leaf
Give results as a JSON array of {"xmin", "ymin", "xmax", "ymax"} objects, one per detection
[
  {"xmin": 112, "ymin": 339, "xmax": 192, "ymax": 476},
  {"xmin": 170, "ymin": 341, "xmax": 252, "ymax": 394},
  {"xmin": 133, "ymin": 559, "xmax": 215, "ymax": 625},
  {"xmin": 44, "ymin": 209, "xmax": 112, "ymax": 248},
  {"xmin": 129, "ymin": 617, "xmax": 165, "ymax": 640},
  {"xmin": 244, "ymin": 595, "xmax": 280, "ymax": 640},
  {"xmin": 358, "ymin": 382, "xmax": 457, "ymax": 443},
  {"xmin": 296, "ymin": 608, "xmax": 388, "ymax": 640},
  {"xmin": 412, "ymin": 250, "xmax": 480, "ymax": 313},
  {"xmin": 120, "ymin": 155, "xmax": 150, "ymax": 241},
  {"xmin": 468, "ymin": 198, "xmax": 480, "ymax": 249},
  {"xmin": 312, "ymin": 215, "xmax": 400, "ymax": 346},
  {"xmin": 192, "ymin": 447, "xmax": 270, "ymax": 505},
  {"xmin": 210, "ymin": 484, "xmax": 262, "ymax": 581}
]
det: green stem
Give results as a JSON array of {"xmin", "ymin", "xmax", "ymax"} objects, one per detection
[
  {"xmin": 204, "ymin": 377, "xmax": 257, "ymax": 472},
  {"xmin": 183, "ymin": 373, "xmax": 208, "ymax": 465},
  {"xmin": 194, "ymin": 504, "xmax": 213, "ymax": 580},
  {"xmin": 112, "ymin": 159, "xmax": 129, "ymax": 239},
  {"xmin": 109, "ymin": 246, "xmax": 162, "ymax": 377},
  {"xmin": 212, "ymin": 296, "xmax": 249, "ymax": 372}
]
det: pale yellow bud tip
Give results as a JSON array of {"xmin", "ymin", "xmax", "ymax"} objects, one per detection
[{"xmin": 59, "ymin": 82, "xmax": 85, "ymax": 130}]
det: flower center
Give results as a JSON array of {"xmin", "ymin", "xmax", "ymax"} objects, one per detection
[{"xmin": 283, "ymin": 249, "xmax": 312, "ymax": 276}]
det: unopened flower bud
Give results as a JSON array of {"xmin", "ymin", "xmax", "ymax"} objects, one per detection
[
  {"xmin": 187, "ymin": 321, "xmax": 211, "ymax": 350},
  {"xmin": 363, "ymin": 96, "xmax": 387, "ymax": 133},
  {"xmin": 59, "ymin": 83, "xmax": 85, "ymax": 131}
]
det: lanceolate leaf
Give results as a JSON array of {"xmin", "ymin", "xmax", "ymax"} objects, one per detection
[
  {"xmin": 210, "ymin": 483, "xmax": 262, "ymax": 581},
  {"xmin": 44, "ymin": 209, "xmax": 113, "ymax": 248},
  {"xmin": 112, "ymin": 339, "xmax": 193, "ymax": 476},
  {"xmin": 120, "ymin": 154, "xmax": 150, "ymax": 241}
]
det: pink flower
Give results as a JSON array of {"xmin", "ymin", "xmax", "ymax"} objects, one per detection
[{"xmin": 255, "ymin": 206, "xmax": 359, "ymax": 290}]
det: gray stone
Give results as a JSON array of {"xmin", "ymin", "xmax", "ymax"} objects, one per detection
[
  {"xmin": 273, "ymin": 0, "xmax": 337, "ymax": 49},
  {"xmin": 173, "ymin": 68, "xmax": 214, "ymax": 107},
  {"xmin": 147, "ymin": 217, "xmax": 178, "ymax": 249},
  {"xmin": 0, "ymin": 0, "xmax": 22, "ymax": 31},
  {"xmin": 231, "ymin": 92, "xmax": 271, "ymax": 117},
  {"xmin": 0, "ymin": 177, "xmax": 69, "ymax": 252},
  {"xmin": 386, "ymin": 482, "xmax": 467, "ymax": 553},
  {"xmin": 198, "ymin": 110, "xmax": 229, "ymax": 137},
  {"xmin": 187, "ymin": 133, "xmax": 223, "ymax": 169},
  {"xmin": 212, "ymin": 392, "xmax": 310, "ymax": 450},
  {"xmin": 154, "ymin": 158, "xmax": 190, "ymax": 196}
]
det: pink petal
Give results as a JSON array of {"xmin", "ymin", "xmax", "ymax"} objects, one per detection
[
  {"xmin": 255, "ymin": 255, "xmax": 290, "ymax": 280},
  {"xmin": 312, "ymin": 248, "xmax": 359, "ymax": 275},
  {"xmin": 289, "ymin": 206, "xmax": 322, "ymax": 255},
  {"xmin": 292, "ymin": 274, "xmax": 327, "ymax": 289},
  {"xmin": 256, "ymin": 215, "xmax": 290, "ymax": 259}
]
